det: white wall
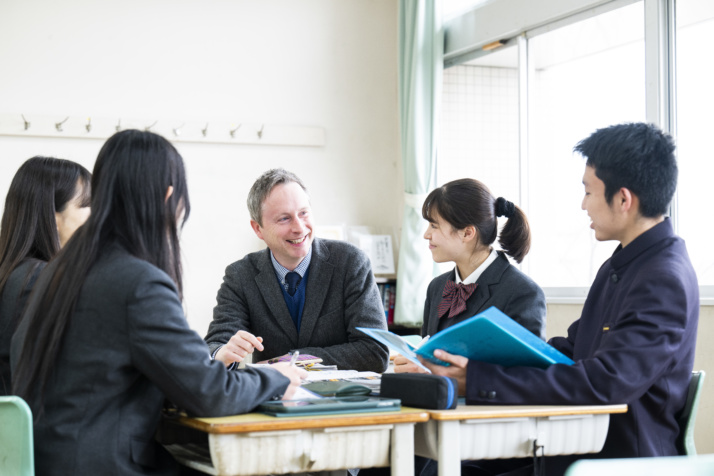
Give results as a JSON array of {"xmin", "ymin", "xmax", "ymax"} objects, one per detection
[{"xmin": 0, "ymin": 0, "xmax": 402, "ymax": 336}]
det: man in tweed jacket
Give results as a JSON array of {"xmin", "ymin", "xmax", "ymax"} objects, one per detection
[{"xmin": 205, "ymin": 169, "xmax": 389, "ymax": 372}]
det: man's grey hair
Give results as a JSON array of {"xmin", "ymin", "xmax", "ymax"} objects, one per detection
[{"xmin": 247, "ymin": 168, "xmax": 308, "ymax": 225}]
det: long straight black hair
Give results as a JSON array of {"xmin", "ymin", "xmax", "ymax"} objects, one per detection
[
  {"xmin": 0, "ymin": 156, "xmax": 91, "ymax": 297},
  {"xmin": 13, "ymin": 130, "xmax": 190, "ymax": 403}
]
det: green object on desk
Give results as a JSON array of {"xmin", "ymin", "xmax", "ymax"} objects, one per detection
[{"xmin": 302, "ymin": 380, "xmax": 373, "ymax": 397}]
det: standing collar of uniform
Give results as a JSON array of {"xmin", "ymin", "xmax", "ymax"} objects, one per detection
[
  {"xmin": 610, "ymin": 217, "xmax": 674, "ymax": 269},
  {"xmin": 270, "ymin": 246, "xmax": 313, "ymax": 283}
]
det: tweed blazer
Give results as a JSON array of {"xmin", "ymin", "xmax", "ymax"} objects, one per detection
[
  {"xmin": 0, "ymin": 259, "xmax": 44, "ymax": 395},
  {"xmin": 11, "ymin": 244, "xmax": 289, "ymax": 476},
  {"xmin": 205, "ymin": 238, "xmax": 389, "ymax": 372},
  {"xmin": 422, "ymin": 252, "xmax": 546, "ymax": 339}
]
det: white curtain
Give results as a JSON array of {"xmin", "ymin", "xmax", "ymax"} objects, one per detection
[{"xmin": 394, "ymin": 0, "xmax": 443, "ymax": 327}]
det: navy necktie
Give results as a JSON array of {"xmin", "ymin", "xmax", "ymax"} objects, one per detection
[{"xmin": 286, "ymin": 271, "xmax": 301, "ymax": 296}]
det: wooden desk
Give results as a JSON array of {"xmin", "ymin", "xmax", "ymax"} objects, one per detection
[
  {"xmin": 415, "ymin": 404, "xmax": 628, "ymax": 476},
  {"xmin": 162, "ymin": 408, "xmax": 429, "ymax": 476}
]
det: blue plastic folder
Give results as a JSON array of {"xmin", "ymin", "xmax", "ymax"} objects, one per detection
[{"xmin": 358, "ymin": 306, "xmax": 574, "ymax": 370}]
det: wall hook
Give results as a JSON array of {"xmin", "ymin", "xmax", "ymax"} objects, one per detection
[
  {"xmin": 172, "ymin": 123, "xmax": 185, "ymax": 137},
  {"xmin": 115, "ymin": 119, "xmax": 122, "ymax": 132},
  {"xmin": 257, "ymin": 124, "xmax": 264, "ymax": 139},
  {"xmin": 144, "ymin": 120, "xmax": 158, "ymax": 132},
  {"xmin": 55, "ymin": 116, "xmax": 69, "ymax": 132},
  {"xmin": 229, "ymin": 124, "xmax": 242, "ymax": 138},
  {"xmin": 201, "ymin": 123, "xmax": 209, "ymax": 137},
  {"xmin": 85, "ymin": 117, "xmax": 92, "ymax": 133},
  {"xmin": 21, "ymin": 114, "xmax": 31, "ymax": 131}
]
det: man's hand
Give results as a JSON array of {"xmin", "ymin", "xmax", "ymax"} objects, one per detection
[
  {"xmin": 393, "ymin": 354, "xmax": 429, "ymax": 374},
  {"xmin": 215, "ymin": 330, "xmax": 264, "ymax": 367},
  {"xmin": 270, "ymin": 363, "xmax": 309, "ymax": 400},
  {"xmin": 421, "ymin": 349, "xmax": 468, "ymax": 395}
]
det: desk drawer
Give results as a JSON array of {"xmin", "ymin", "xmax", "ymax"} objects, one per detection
[
  {"xmin": 209, "ymin": 424, "xmax": 392, "ymax": 475},
  {"xmin": 535, "ymin": 414, "xmax": 610, "ymax": 456},
  {"xmin": 415, "ymin": 418, "xmax": 537, "ymax": 460}
]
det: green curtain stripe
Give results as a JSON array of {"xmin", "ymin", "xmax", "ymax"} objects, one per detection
[{"xmin": 395, "ymin": 0, "xmax": 443, "ymax": 326}]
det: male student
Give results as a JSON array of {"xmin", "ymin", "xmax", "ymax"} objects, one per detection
[
  {"xmin": 421, "ymin": 123, "xmax": 699, "ymax": 475},
  {"xmin": 205, "ymin": 168, "xmax": 389, "ymax": 372}
]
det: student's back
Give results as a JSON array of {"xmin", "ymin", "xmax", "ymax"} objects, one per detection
[
  {"xmin": 10, "ymin": 130, "xmax": 304, "ymax": 475},
  {"xmin": 14, "ymin": 244, "xmax": 288, "ymax": 474}
]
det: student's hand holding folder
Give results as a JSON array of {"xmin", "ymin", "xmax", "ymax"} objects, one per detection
[
  {"xmin": 358, "ymin": 306, "xmax": 573, "ymax": 373},
  {"xmin": 393, "ymin": 335, "xmax": 431, "ymax": 374},
  {"xmin": 418, "ymin": 349, "xmax": 468, "ymax": 394}
]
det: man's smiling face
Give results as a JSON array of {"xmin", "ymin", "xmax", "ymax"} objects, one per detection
[{"xmin": 251, "ymin": 181, "xmax": 314, "ymax": 270}]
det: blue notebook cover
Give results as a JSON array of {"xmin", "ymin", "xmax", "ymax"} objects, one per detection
[{"xmin": 359, "ymin": 306, "xmax": 574, "ymax": 370}]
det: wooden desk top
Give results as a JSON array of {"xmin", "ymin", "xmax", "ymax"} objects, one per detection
[
  {"xmin": 424, "ymin": 404, "xmax": 628, "ymax": 421},
  {"xmin": 177, "ymin": 407, "xmax": 430, "ymax": 434}
]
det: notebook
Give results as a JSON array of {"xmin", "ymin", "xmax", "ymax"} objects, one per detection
[{"xmin": 358, "ymin": 306, "xmax": 574, "ymax": 370}]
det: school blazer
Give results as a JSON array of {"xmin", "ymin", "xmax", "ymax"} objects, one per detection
[
  {"xmin": 205, "ymin": 238, "xmax": 389, "ymax": 372},
  {"xmin": 11, "ymin": 244, "xmax": 289, "ymax": 476},
  {"xmin": 0, "ymin": 259, "xmax": 44, "ymax": 395},
  {"xmin": 422, "ymin": 252, "xmax": 546, "ymax": 339}
]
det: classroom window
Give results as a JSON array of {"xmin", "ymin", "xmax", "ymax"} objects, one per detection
[
  {"xmin": 438, "ymin": 45, "xmax": 519, "ymax": 198},
  {"xmin": 675, "ymin": 0, "xmax": 714, "ymax": 287},
  {"xmin": 437, "ymin": 46, "xmax": 519, "ymax": 274},
  {"xmin": 527, "ymin": 1, "xmax": 646, "ymax": 288},
  {"xmin": 439, "ymin": 1, "xmax": 647, "ymax": 291}
]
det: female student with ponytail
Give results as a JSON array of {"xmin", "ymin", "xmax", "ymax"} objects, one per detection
[
  {"xmin": 11, "ymin": 130, "xmax": 305, "ymax": 476},
  {"xmin": 394, "ymin": 178, "xmax": 546, "ymax": 373},
  {"xmin": 0, "ymin": 156, "xmax": 91, "ymax": 395}
]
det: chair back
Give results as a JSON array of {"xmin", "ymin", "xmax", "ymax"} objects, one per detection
[
  {"xmin": 676, "ymin": 370, "xmax": 706, "ymax": 455},
  {"xmin": 0, "ymin": 395, "xmax": 34, "ymax": 476}
]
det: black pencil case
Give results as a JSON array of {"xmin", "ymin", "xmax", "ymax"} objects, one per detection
[{"xmin": 380, "ymin": 373, "xmax": 458, "ymax": 410}]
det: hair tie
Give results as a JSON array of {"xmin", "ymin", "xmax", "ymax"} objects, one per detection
[{"xmin": 495, "ymin": 197, "xmax": 515, "ymax": 218}]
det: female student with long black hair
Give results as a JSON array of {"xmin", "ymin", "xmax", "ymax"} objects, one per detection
[
  {"xmin": 11, "ymin": 130, "xmax": 304, "ymax": 475},
  {"xmin": 0, "ymin": 156, "xmax": 91, "ymax": 395},
  {"xmin": 394, "ymin": 178, "xmax": 546, "ymax": 373}
]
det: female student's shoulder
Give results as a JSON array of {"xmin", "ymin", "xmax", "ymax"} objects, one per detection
[
  {"xmin": 91, "ymin": 245, "xmax": 177, "ymax": 292},
  {"xmin": 494, "ymin": 252, "xmax": 543, "ymax": 292},
  {"xmin": 2, "ymin": 259, "xmax": 46, "ymax": 300},
  {"xmin": 491, "ymin": 252, "xmax": 546, "ymax": 339}
]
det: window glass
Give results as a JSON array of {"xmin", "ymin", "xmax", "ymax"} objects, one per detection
[
  {"xmin": 438, "ymin": 46, "xmax": 518, "ymax": 273},
  {"xmin": 675, "ymin": 0, "xmax": 714, "ymax": 286},
  {"xmin": 527, "ymin": 2, "xmax": 646, "ymax": 287}
]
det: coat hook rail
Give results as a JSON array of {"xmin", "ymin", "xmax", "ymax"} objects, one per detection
[{"xmin": 0, "ymin": 114, "xmax": 325, "ymax": 147}]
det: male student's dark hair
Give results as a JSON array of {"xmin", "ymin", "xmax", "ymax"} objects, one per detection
[
  {"xmin": 13, "ymin": 130, "xmax": 190, "ymax": 408},
  {"xmin": 574, "ymin": 122, "xmax": 677, "ymax": 217}
]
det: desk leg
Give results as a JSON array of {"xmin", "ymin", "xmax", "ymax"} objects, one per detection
[
  {"xmin": 437, "ymin": 420, "xmax": 460, "ymax": 476},
  {"xmin": 390, "ymin": 423, "xmax": 415, "ymax": 476}
]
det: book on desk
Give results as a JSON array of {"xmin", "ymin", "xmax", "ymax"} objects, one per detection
[{"xmin": 358, "ymin": 306, "xmax": 574, "ymax": 371}]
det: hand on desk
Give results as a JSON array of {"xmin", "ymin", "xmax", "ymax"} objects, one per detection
[
  {"xmin": 421, "ymin": 349, "xmax": 468, "ymax": 395},
  {"xmin": 393, "ymin": 354, "xmax": 429, "ymax": 374},
  {"xmin": 270, "ymin": 363, "xmax": 308, "ymax": 400},
  {"xmin": 215, "ymin": 330, "xmax": 264, "ymax": 367}
]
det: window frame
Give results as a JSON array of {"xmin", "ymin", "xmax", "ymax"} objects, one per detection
[{"xmin": 442, "ymin": 0, "xmax": 713, "ymax": 304}]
